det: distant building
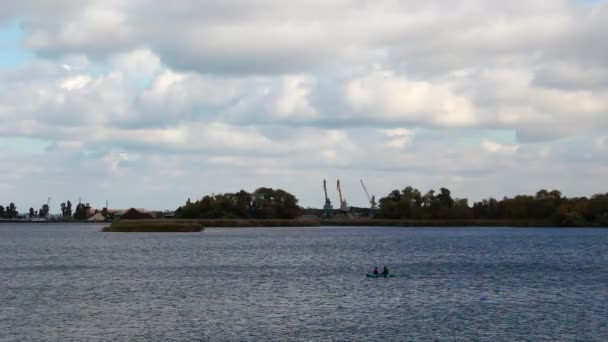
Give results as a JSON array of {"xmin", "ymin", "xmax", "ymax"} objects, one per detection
[
  {"xmin": 162, "ymin": 211, "xmax": 176, "ymax": 218},
  {"xmin": 84, "ymin": 205, "xmax": 95, "ymax": 218},
  {"xmin": 86, "ymin": 213, "xmax": 106, "ymax": 222},
  {"xmin": 118, "ymin": 208, "xmax": 153, "ymax": 220}
]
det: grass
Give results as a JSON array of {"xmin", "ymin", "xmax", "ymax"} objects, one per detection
[
  {"xmin": 321, "ymin": 218, "xmax": 554, "ymax": 227},
  {"xmin": 188, "ymin": 218, "xmax": 321, "ymax": 227},
  {"xmin": 103, "ymin": 218, "xmax": 563, "ymax": 231},
  {"xmin": 102, "ymin": 218, "xmax": 321, "ymax": 232},
  {"xmin": 102, "ymin": 220, "xmax": 205, "ymax": 232}
]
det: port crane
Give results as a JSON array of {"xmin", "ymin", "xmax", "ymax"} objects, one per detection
[
  {"xmin": 336, "ymin": 179, "xmax": 349, "ymax": 211},
  {"xmin": 321, "ymin": 179, "xmax": 334, "ymax": 219},
  {"xmin": 45, "ymin": 197, "xmax": 51, "ymax": 218},
  {"xmin": 360, "ymin": 179, "xmax": 377, "ymax": 215}
]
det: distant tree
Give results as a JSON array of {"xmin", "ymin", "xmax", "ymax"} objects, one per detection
[
  {"xmin": 73, "ymin": 203, "xmax": 89, "ymax": 220},
  {"xmin": 177, "ymin": 188, "xmax": 301, "ymax": 219},
  {"xmin": 66, "ymin": 201, "xmax": 73, "ymax": 217},
  {"xmin": 39, "ymin": 204, "xmax": 50, "ymax": 218},
  {"xmin": 449, "ymin": 198, "xmax": 474, "ymax": 219},
  {"xmin": 549, "ymin": 190, "xmax": 562, "ymax": 200},
  {"xmin": 535, "ymin": 189, "xmax": 550, "ymax": 200},
  {"xmin": 437, "ymin": 187, "xmax": 454, "ymax": 208},
  {"xmin": 7, "ymin": 203, "xmax": 17, "ymax": 219},
  {"xmin": 422, "ymin": 190, "xmax": 436, "ymax": 208},
  {"xmin": 29, "ymin": 208, "xmax": 35, "ymax": 219},
  {"xmin": 60, "ymin": 202, "xmax": 66, "ymax": 217},
  {"xmin": 586, "ymin": 193, "xmax": 608, "ymax": 225},
  {"xmin": 0, "ymin": 205, "xmax": 4, "ymax": 218}
]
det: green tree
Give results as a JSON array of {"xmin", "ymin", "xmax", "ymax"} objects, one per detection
[
  {"xmin": 39, "ymin": 204, "xmax": 50, "ymax": 218},
  {"xmin": 177, "ymin": 188, "xmax": 301, "ymax": 219},
  {"xmin": 376, "ymin": 190, "xmax": 400, "ymax": 219},
  {"xmin": 73, "ymin": 203, "xmax": 87, "ymax": 220},
  {"xmin": 7, "ymin": 203, "xmax": 17, "ymax": 218},
  {"xmin": 437, "ymin": 187, "xmax": 454, "ymax": 208},
  {"xmin": 66, "ymin": 201, "xmax": 73, "ymax": 217}
]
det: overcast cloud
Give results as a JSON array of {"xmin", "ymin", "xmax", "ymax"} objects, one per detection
[{"xmin": 0, "ymin": 0, "xmax": 607, "ymax": 211}]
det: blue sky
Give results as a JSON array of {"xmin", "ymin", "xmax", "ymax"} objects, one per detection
[
  {"xmin": 0, "ymin": 0, "xmax": 607, "ymax": 212},
  {"xmin": 0, "ymin": 21, "xmax": 30, "ymax": 67}
]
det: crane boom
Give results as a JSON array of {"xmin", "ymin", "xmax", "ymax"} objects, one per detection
[
  {"xmin": 360, "ymin": 179, "xmax": 377, "ymax": 210},
  {"xmin": 336, "ymin": 179, "xmax": 348, "ymax": 210},
  {"xmin": 336, "ymin": 179, "xmax": 344, "ymax": 205},
  {"xmin": 360, "ymin": 179, "xmax": 372, "ymax": 203}
]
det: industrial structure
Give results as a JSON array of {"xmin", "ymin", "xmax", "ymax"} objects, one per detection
[
  {"xmin": 321, "ymin": 179, "xmax": 334, "ymax": 220},
  {"xmin": 336, "ymin": 179, "xmax": 349, "ymax": 211},
  {"xmin": 360, "ymin": 179, "xmax": 377, "ymax": 216},
  {"xmin": 319, "ymin": 178, "xmax": 376, "ymax": 219}
]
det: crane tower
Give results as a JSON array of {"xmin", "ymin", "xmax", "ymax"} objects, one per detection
[
  {"xmin": 360, "ymin": 179, "xmax": 377, "ymax": 216},
  {"xmin": 321, "ymin": 179, "xmax": 334, "ymax": 219},
  {"xmin": 336, "ymin": 179, "xmax": 349, "ymax": 211}
]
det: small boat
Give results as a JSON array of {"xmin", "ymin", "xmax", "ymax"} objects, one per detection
[{"xmin": 366, "ymin": 273, "xmax": 396, "ymax": 278}]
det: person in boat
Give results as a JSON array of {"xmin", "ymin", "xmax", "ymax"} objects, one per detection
[
  {"xmin": 382, "ymin": 266, "xmax": 389, "ymax": 276},
  {"xmin": 373, "ymin": 267, "xmax": 379, "ymax": 275}
]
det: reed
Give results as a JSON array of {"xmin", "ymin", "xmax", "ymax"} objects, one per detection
[
  {"xmin": 103, "ymin": 218, "xmax": 559, "ymax": 231},
  {"xmin": 321, "ymin": 219, "xmax": 553, "ymax": 227},
  {"xmin": 102, "ymin": 220, "xmax": 205, "ymax": 232},
  {"xmin": 102, "ymin": 218, "xmax": 321, "ymax": 231}
]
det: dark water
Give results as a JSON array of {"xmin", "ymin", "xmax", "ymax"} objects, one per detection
[{"xmin": 1, "ymin": 224, "xmax": 607, "ymax": 341}]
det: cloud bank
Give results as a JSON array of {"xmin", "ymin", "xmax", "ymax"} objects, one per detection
[{"xmin": 0, "ymin": 0, "xmax": 607, "ymax": 210}]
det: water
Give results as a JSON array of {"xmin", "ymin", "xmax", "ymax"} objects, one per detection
[{"xmin": 1, "ymin": 224, "xmax": 607, "ymax": 341}]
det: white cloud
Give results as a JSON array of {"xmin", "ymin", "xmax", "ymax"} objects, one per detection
[
  {"xmin": 346, "ymin": 71, "xmax": 476, "ymax": 127},
  {"xmin": 60, "ymin": 75, "xmax": 91, "ymax": 90},
  {"xmin": 110, "ymin": 49, "xmax": 162, "ymax": 78},
  {"xmin": 480, "ymin": 139, "xmax": 519, "ymax": 154},
  {"xmin": 382, "ymin": 128, "xmax": 415, "ymax": 150},
  {"xmin": 1, "ymin": 0, "xmax": 608, "ymax": 210},
  {"xmin": 272, "ymin": 76, "xmax": 318, "ymax": 120},
  {"xmin": 103, "ymin": 151, "xmax": 132, "ymax": 176}
]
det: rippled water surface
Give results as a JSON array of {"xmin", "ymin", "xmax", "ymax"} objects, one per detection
[{"xmin": 1, "ymin": 224, "xmax": 607, "ymax": 341}]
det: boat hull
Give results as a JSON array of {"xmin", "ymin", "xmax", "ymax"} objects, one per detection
[{"xmin": 366, "ymin": 273, "xmax": 396, "ymax": 278}]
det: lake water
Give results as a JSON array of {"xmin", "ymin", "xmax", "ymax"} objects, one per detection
[{"xmin": 1, "ymin": 224, "xmax": 607, "ymax": 341}]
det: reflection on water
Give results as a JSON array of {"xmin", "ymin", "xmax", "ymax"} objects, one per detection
[{"xmin": 1, "ymin": 224, "xmax": 607, "ymax": 341}]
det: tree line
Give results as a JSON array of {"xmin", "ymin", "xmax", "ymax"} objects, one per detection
[
  {"xmin": 0, "ymin": 200, "xmax": 99, "ymax": 220},
  {"xmin": 3, "ymin": 186, "xmax": 607, "ymax": 226},
  {"xmin": 176, "ymin": 188, "xmax": 302, "ymax": 219},
  {"xmin": 0, "ymin": 203, "xmax": 19, "ymax": 219},
  {"xmin": 376, "ymin": 186, "xmax": 608, "ymax": 227},
  {"xmin": 0, "ymin": 202, "xmax": 51, "ymax": 219}
]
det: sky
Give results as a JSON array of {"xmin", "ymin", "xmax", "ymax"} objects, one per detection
[{"xmin": 0, "ymin": 0, "xmax": 607, "ymax": 212}]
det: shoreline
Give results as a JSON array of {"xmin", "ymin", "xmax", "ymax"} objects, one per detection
[
  {"xmin": 2, "ymin": 218, "xmax": 606, "ymax": 228},
  {"xmin": 0, "ymin": 220, "xmax": 106, "ymax": 224},
  {"xmin": 102, "ymin": 218, "xmax": 605, "ymax": 231}
]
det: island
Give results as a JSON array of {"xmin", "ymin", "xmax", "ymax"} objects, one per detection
[{"xmin": 102, "ymin": 219, "xmax": 205, "ymax": 232}]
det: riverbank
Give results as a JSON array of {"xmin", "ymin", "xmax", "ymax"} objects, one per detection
[
  {"xmin": 0, "ymin": 219, "xmax": 105, "ymax": 224},
  {"xmin": 322, "ymin": 219, "xmax": 556, "ymax": 227},
  {"xmin": 99, "ymin": 218, "xmax": 594, "ymax": 231},
  {"xmin": 102, "ymin": 218, "xmax": 321, "ymax": 232}
]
